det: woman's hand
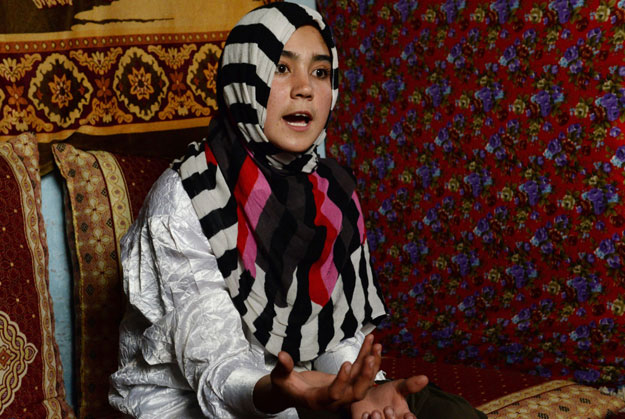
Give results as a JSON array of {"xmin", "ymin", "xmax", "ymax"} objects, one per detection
[
  {"xmin": 253, "ymin": 334, "xmax": 382, "ymax": 413},
  {"xmin": 350, "ymin": 375, "xmax": 429, "ymax": 419}
]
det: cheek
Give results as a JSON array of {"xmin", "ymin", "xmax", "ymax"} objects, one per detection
[
  {"xmin": 265, "ymin": 78, "xmax": 289, "ymax": 106},
  {"xmin": 264, "ymin": 89, "xmax": 284, "ymax": 127}
]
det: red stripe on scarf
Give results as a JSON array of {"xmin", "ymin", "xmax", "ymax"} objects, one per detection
[
  {"xmin": 204, "ymin": 142, "xmax": 218, "ymax": 166},
  {"xmin": 309, "ymin": 173, "xmax": 341, "ymax": 306},
  {"xmin": 234, "ymin": 156, "xmax": 262, "ymax": 274}
]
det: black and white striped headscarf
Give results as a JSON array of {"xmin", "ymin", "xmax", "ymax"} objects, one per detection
[
  {"xmin": 173, "ymin": 2, "xmax": 386, "ymax": 362},
  {"xmin": 218, "ymin": 1, "xmax": 339, "ymax": 173}
]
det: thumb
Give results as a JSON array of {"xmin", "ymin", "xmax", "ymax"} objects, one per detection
[
  {"xmin": 272, "ymin": 351, "xmax": 295, "ymax": 380},
  {"xmin": 397, "ymin": 375, "xmax": 429, "ymax": 397}
]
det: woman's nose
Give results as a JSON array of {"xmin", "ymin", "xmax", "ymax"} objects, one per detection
[{"xmin": 291, "ymin": 71, "xmax": 313, "ymax": 99}]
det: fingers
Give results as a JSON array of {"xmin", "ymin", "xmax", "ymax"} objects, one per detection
[
  {"xmin": 371, "ymin": 343, "xmax": 382, "ymax": 376},
  {"xmin": 383, "ymin": 406, "xmax": 396, "ymax": 418},
  {"xmin": 328, "ymin": 335, "xmax": 386, "ymax": 407},
  {"xmin": 350, "ymin": 335, "xmax": 383, "ymax": 399},
  {"xmin": 350, "ymin": 334, "xmax": 375, "ymax": 380},
  {"xmin": 360, "ymin": 410, "xmax": 383, "ymax": 419},
  {"xmin": 361, "ymin": 409, "xmax": 414, "ymax": 419},
  {"xmin": 351, "ymin": 355, "xmax": 377, "ymax": 399},
  {"xmin": 327, "ymin": 361, "xmax": 352, "ymax": 401}
]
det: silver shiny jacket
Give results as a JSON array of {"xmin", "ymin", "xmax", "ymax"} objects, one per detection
[{"xmin": 109, "ymin": 169, "xmax": 380, "ymax": 418}]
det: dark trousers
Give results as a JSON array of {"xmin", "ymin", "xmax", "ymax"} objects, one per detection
[
  {"xmin": 405, "ymin": 383, "xmax": 487, "ymax": 418},
  {"xmin": 297, "ymin": 382, "xmax": 487, "ymax": 418}
]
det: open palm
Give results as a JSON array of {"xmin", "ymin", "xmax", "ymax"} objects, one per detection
[
  {"xmin": 254, "ymin": 334, "xmax": 382, "ymax": 413},
  {"xmin": 350, "ymin": 376, "xmax": 429, "ymax": 419}
]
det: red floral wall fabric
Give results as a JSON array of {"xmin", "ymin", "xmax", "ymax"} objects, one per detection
[{"xmin": 318, "ymin": 0, "xmax": 625, "ymax": 387}]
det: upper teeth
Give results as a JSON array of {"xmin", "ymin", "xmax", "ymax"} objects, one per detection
[{"xmin": 285, "ymin": 114, "xmax": 309, "ymax": 127}]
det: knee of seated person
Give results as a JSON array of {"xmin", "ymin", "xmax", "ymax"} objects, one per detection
[{"xmin": 412, "ymin": 384, "xmax": 487, "ymax": 419}]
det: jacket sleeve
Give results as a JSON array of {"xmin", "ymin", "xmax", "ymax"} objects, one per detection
[
  {"xmin": 110, "ymin": 169, "xmax": 282, "ymax": 418},
  {"xmin": 313, "ymin": 328, "xmax": 387, "ymax": 382}
]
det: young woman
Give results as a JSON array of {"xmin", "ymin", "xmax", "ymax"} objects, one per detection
[{"xmin": 109, "ymin": 3, "xmax": 484, "ymax": 418}]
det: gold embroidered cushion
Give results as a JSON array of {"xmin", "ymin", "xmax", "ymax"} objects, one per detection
[
  {"xmin": 0, "ymin": 133, "xmax": 74, "ymax": 418},
  {"xmin": 52, "ymin": 143, "xmax": 169, "ymax": 418},
  {"xmin": 479, "ymin": 380, "xmax": 625, "ymax": 418}
]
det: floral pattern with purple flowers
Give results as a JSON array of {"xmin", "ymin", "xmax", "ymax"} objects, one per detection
[{"xmin": 318, "ymin": 0, "xmax": 625, "ymax": 387}]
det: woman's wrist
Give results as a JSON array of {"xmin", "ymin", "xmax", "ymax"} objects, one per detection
[{"xmin": 253, "ymin": 374, "xmax": 290, "ymax": 414}]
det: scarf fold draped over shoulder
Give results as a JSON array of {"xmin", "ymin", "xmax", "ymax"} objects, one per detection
[{"xmin": 172, "ymin": 3, "xmax": 386, "ymax": 362}]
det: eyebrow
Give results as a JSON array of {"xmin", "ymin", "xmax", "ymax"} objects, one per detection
[{"xmin": 281, "ymin": 49, "xmax": 331, "ymax": 63}]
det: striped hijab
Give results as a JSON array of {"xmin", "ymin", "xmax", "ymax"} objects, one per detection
[{"xmin": 173, "ymin": 3, "xmax": 386, "ymax": 362}]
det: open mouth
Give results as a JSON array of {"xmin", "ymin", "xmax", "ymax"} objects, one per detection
[{"xmin": 283, "ymin": 112, "xmax": 312, "ymax": 127}]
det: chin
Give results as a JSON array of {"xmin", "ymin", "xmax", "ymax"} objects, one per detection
[
  {"xmin": 271, "ymin": 137, "xmax": 318, "ymax": 154},
  {"xmin": 282, "ymin": 145, "xmax": 314, "ymax": 154},
  {"xmin": 264, "ymin": 127, "xmax": 320, "ymax": 154}
]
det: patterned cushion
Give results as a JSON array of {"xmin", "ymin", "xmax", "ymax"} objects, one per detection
[
  {"xmin": 480, "ymin": 381, "xmax": 625, "ymax": 418},
  {"xmin": 0, "ymin": 133, "xmax": 74, "ymax": 417},
  {"xmin": 53, "ymin": 143, "xmax": 169, "ymax": 418},
  {"xmin": 318, "ymin": 0, "xmax": 625, "ymax": 387}
]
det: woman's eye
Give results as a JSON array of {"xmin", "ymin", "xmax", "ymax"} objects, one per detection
[
  {"xmin": 314, "ymin": 68, "xmax": 330, "ymax": 78},
  {"xmin": 276, "ymin": 64, "xmax": 288, "ymax": 74}
]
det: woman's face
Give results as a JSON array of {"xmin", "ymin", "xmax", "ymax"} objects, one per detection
[{"xmin": 263, "ymin": 25, "xmax": 333, "ymax": 154}]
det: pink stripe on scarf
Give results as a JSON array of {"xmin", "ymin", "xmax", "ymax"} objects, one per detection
[{"xmin": 241, "ymin": 171, "xmax": 272, "ymax": 275}]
